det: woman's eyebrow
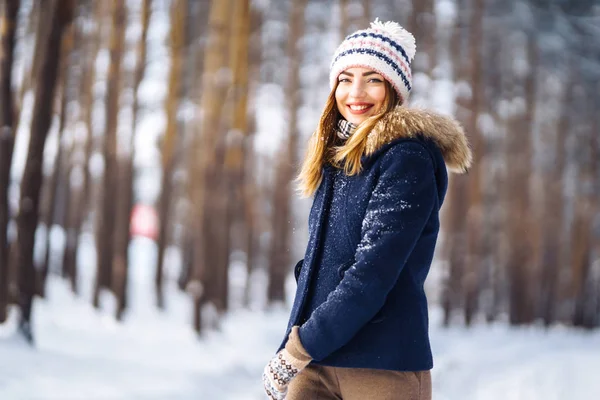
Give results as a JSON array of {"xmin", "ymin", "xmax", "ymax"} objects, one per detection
[{"xmin": 340, "ymin": 71, "xmax": 380, "ymax": 77}]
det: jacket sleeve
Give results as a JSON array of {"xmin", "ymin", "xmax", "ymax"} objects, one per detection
[{"xmin": 298, "ymin": 141, "xmax": 437, "ymax": 361}]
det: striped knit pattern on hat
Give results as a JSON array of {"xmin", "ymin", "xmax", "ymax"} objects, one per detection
[{"xmin": 330, "ymin": 18, "xmax": 416, "ymax": 104}]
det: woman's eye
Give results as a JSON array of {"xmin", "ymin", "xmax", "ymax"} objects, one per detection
[
  {"xmin": 338, "ymin": 78, "xmax": 351, "ymax": 83},
  {"xmin": 368, "ymin": 78, "xmax": 383, "ymax": 83}
]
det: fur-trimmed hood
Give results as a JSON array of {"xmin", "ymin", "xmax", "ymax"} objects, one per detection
[{"xmin": 365, "ymin": 107, "xmax": 472, "ymax": 173}]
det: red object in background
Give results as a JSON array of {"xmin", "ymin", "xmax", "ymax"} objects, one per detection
[{"xmin": 130, "ymin": 204, "xmax": 159, "ymax": 240}]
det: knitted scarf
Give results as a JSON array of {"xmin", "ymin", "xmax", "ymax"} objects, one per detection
[{"xmin": 336, "ymin": 119, "xmax": 358, "ymax": 140}]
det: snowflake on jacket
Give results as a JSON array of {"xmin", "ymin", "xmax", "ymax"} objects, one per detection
[{"xmin": 280, "ymin": 106, "xmax": 472, "ymax": 372}]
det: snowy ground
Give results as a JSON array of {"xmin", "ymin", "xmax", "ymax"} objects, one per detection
[
  {"xmin": 430, "ymin": 310, "xmax": 600, "ymax": 400},
  {"xmin": 2, "ymin": 285, "xmax": 599, "ymax": 399},
  {"xmin": 1, "ymin": 240, "xmax": 599, "ymax": 399},
  {"xmin": 0, "ymin": 277, "xmax": 282, "ymax": 400}
]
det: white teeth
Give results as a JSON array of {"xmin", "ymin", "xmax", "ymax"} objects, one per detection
[{"xmin": 349, "ymin": 105, "xmax": 370, "ymax": 111}]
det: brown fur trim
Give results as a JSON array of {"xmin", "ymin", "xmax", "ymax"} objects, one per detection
[{"xmin": 365, "ymin": 107, "xmax": 472, "ymax": 173}]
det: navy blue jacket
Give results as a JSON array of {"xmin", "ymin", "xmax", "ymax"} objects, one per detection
[{"xmin": 278, "ymin": 107, "xmax": 472, "ymax": 372}]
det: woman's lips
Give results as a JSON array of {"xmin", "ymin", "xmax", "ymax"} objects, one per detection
[{"xmin": 347, "ymin": 104, "xmax": 373, "ymax": 114}]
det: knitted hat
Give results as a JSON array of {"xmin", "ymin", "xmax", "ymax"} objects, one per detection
[{"xmin": 329, "ymin": 18, "xmax": 416, "ymax": 104}]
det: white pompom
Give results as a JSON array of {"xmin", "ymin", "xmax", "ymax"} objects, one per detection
[{"xmin": 370, "ymin": 17, "xmax": 416, "ymax": 61}]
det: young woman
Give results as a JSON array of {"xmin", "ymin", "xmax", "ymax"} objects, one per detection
[{"xmin": 263, "ymin": 19, "xmax": 472, "ymax": 400}]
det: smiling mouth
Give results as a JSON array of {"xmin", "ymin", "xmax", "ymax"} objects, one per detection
[{"xmin": 347, "ymin": 104, "xmax": 374, "ymax": 114}]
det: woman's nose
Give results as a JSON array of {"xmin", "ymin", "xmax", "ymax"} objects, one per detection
[{"xmin": 349, "ymin": 80, "xmax": 365, "ymax": 98}]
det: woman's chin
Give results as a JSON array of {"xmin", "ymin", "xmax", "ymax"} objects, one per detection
[
  {"xmin": 341, "ymin": 113, "xmax": 366, "ymax": 125},
  {"xmin": 348, "ymin": 116, "xmax": 368, "ymax": 125}
]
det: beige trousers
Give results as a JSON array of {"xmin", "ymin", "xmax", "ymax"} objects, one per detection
[{"xmin": 287, "ymin": 364, "xmax": 432, "ymax": 400}]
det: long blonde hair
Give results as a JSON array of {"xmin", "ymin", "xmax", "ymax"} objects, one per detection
[{"xmin": 297, "ymin": 80, "xmax": 400, "ymax": 197}]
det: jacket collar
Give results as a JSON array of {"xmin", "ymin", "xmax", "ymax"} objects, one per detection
[{"xmin": 365, "ymin": 107, "xmax": 473, "ymax": 173}]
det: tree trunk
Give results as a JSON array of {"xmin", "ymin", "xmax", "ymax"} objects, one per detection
[
  {"xmin": 505, "ymin": 30, "xmax": 537, "ymax": 325},
  {"xmin": 112, "ymin": 160, "xmax": 132, "ymax": 321},
  {"xmin": 224, "ymin": 0, "xmax": 251, "ymax": 310},
  {"xmin": 593, "ymin": 78, "xmax": 600, "ymax": 328},
  {"xmin": 409, "ymin": 0, "xmax": 435, "ymax": 80},
  {"xmin": 463, "ymin": 0, "xmax": 484, "ymax": 326},
  {"xmin": 173, "ymin": 1, "xmax": 211, "ymax": 290},
  {"xmin": 0, "ymin": 0, "xmax": 20, "ymax": 323},
  {"xmin": 242, "ymin": 139, "xmax": 258, "ymax": 307},
  {"xmin": 480, "ymin": 24, "xmax": 504, "ymax": 323},
  {"xmin": 156, "ymin": 0, "xmax": 185, "ymax": 310},
  {"xmin": 38, "ymin": 22, "xmax": 74, "ymax": 295},
  {"xmin": 93, "ymin": 0, "xmax": 126, "ymax": 308},
  {"xmin": 267, "ymin": 0, "xmax": 307, "ymax": 304},
  {"xmin": 189, "ymin": 0, "xmax": 232, "ymax": 332},
  {"xmin": 340, "ymin": 0, "xmax": 348, "ymax": 39},
  {"xmin": 112, "ymin": 0, "xmax": 151, "ymax": 321},
  {"xmin": 538, "ymin": 62, "xmax": 572, "ymax": 326},
  {"xmin": 199, "ymin": 1, "xmax": 231, "ymax": 314},
  {"xmin": 571, "ymin": 40, "xmax": 598, "ymax": 328},
  {"xmin": 440, "ymin": 0, "xmax": 468, "ymax": 326},
  {"xmin": 242, "ymin": 7, "xmax": 262, "ymax": 308},
  {"xmin": 15, "ymin": 0, "xmax": 73, "ymax": 343},
  {"xmin": 570, "ymin": 193, "xmax": 594, "ymax": 328},
  {"xmin": 13, "ymin": 0, "xmax": 38, "ymax": 130},
  {"xmin": 361, "ymin": 0, "xmax": 371, "ymax": 26},
  {"xmin": 62, "ymin": 0, "xmax": 106, "ymax": 294}
]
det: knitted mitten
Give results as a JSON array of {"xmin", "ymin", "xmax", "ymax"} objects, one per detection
[{"xmin": 263, "ymin": 326, "xmax": 311, "ymax": 400}]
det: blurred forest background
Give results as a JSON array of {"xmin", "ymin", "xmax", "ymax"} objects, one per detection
[{"xmin": 0, "ymin": 0, "xmax": 599, "ymax": 346}]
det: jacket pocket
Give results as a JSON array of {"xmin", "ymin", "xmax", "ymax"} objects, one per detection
[{"xmin": 294, "ymin": 259, "xmax": 304, "ymax": 283}]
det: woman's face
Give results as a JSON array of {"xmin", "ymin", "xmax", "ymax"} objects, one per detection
[{"xmin": 335, "ymin": 67, "xmax": 387, "ymax": 125}]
